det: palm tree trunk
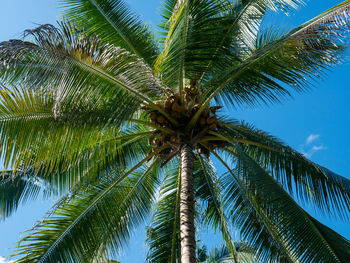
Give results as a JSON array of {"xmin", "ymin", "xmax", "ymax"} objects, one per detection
[{"xmin": 179, "ymin": 144, "xmax": 196, "ymax": 263}]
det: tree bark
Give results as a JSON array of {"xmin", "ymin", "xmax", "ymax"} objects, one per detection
[{"xmin": 179, "ymin": 144, "xmax": 196, "ymax": 263}]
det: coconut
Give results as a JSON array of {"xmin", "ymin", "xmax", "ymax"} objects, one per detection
[
  {"xmin": 150, "ymin": 112, "xmax": 157, "ymax": 122},
  {"xmin": 157, "ymin": 115, "xmax": 166, "ymax": 124},
  {"xmin": 207, "ymin": 116, "xmax": 217, "ymax": 125}
]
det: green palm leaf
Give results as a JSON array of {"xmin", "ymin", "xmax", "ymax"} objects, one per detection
[
  {"xmin": 59, "ymin": 0, "xmax": 160, "ymax": 66},
  {"xmin": 0, "ymin": 22, "xmax": 165, "ymax": 111},
  {"xmin": 198, "ymin": 0, "xmax": 305, "ymax": 87},
  {"xmin": 192, "ymin": 0, "xmax": 350, "ymax": 122},
  {"xmin": 0, "ymin": 84, "xmax": 153, "ymax": 184},
  {"xmin": 156, "ymin": 0, "xmax": 304, "ymax": 90},
  {"xmin": 217, "ymin": 147, "xmax": 350, "ymax": 262},
  {"xmin": 146, "ymin": 160, "xmax": 181, "ymax": 263},
  {"xmin": 14, "ymin": 156, "xmax": 161, "ymax": 263},
  {"xmin": 201, "ymin": 242, "xmax": 258, "ymax": 263},
  {"xmin": 156, "ymin": 0, "xmax": 237, "ymax": 90},
  {"xmin": 219, "ymin": 119, "xmax": 350, "ymax": 219},
  {"xmin": 195, "ymin": 157, "xmax": 238, "ymax": 261},
  {"xmin": 36, "ymin": 125, "xmax": 152, "ymax": 194},
  {"xmin": 0, "ymin": 170, "xmax": 48, "ymax": 221}
]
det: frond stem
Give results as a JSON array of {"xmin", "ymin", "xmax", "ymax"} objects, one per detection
[
  {"xmin": 37, "ymin": 145, "xmax": 169, "ymax": 263},
  {"xmin": 198, "ymin": 156, "xmax": 238, "ymax": 261},
  {"xmin": 87, "ymin": 0, "xmax": 143, "ymax": 60},
  {"xmin": 191, "ymin": 2, "xmax": 350, "ymax": 132},
  {"xmin": 129, "ymin": 119, "xmax": 177, "ymax": 135},
  {"xmin": 198, "ymin": 1, "xmax": 257, "ymax": 87},
  {"xmin": 98, "ymin": 131, "xmax": 153, "ymax": 145},
  {"xmin": 178, "ymin": 1, "xmax": 190, "ymax": 102},
  {"xmin": 206, "ymin": 147, "xmax": 297, "ymax": 262}
]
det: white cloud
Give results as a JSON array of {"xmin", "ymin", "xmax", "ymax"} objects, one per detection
[
  {"xmin": 300, "ymin": 134, "xmax": 326, "ymax": 158},
  {"xmin": 0, "ymin": 256, "xmax": 14, "ymax": 263},
  {"xmin": 302, "ymin": 144, "xmax": 326, "ymax": 158},
  {"xmin": 312, "ymin": 145, "xmax": 325, "ymax": 151},
  {"xmin": 306, "ymin": 134, "xmax": 320, "ymax": 145}
]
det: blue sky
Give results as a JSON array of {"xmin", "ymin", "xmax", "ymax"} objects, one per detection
[{"xmin": 0, "ymin": 0, "xmax": 350, "ymax": 262}]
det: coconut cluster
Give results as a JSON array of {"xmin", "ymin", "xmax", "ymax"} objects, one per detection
[{"xmin": 144, "ymin": 83, "xmax": 227, "ymax": 161}]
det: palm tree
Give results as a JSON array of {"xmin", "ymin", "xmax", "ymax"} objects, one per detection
[
  {"xmin": 197, "ymin": 243, "xmax": 258, "ymax": 263},
  {"xmin": 1, "ymin": 0, "xmax": 350, "ymax": 262}
]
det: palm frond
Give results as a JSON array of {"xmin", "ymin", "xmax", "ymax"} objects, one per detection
[
  {"xmin": 146, "ymin": 160, "xmax": 181, "ymax": 263},
  {"xmin": 0, "ymin": 22, "xmax": 164, "ymax": 110},
  {"xmin": 0, "ymin": 85, "xmax": 56, "ymax": 169},
  {"xmin": 198, "ymin": 0, "xmax": 305, "ymax": 86},
  {"xmin": 202, "ymin": 242, "xmax": 258, "ymax": 263},
  {"xmin": 222, "ymin": 170, "xmax": 298, "ymax": 263},
  {"xmin": 59, "ymin": 0, "xmax": 160, "ymax": 66},
  {"xmin": 0, "ymin": 170, "xmax": 48, "ymax": 221},
  {"xmin": 37, "ymin": 125, "xmax": 152, "ymax": 194},
  {"xmin": 219, "ymin": 119, "xmax": 350, "ymax": 219},
  {"xmin": 156, "ymin": 0, "xmax": 304, "ymax": 90},
  {"xmin": 197, "ymin": 1, "xmax": 350, "ymax": 114},
  {"xmin": 0, "ymin": 92, "xmax": 154, "ymax": 211},
  {"xmin": 13, "ymin": 155, "xmax": 162, "ymax": 263},
  {"xmin": 87, "ymin": 158, "xmax": 162, "ymax": 262},
  {"xmin": 217, "ymin": 147, "xmax": 350, "ymax": 262},
  {"xmin": 0, "ymin": 83, "xmax": 154, "ymax": 182},
  {"xmin": 155, "ymin": 0, "xmax": 232, "ymax": 89},
  {"xmin": 195, "ymin": 156, "xmax": 238, "ymax": 261}
]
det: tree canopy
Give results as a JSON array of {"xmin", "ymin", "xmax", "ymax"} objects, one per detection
[{"xmin": 1, "ymin": 0, "xmax": 350, "ymax": 262}]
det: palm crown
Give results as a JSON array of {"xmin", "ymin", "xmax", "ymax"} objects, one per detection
[{"xmin": 1, "ymin": 0, "xmax": 350, "ymax": 262}]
